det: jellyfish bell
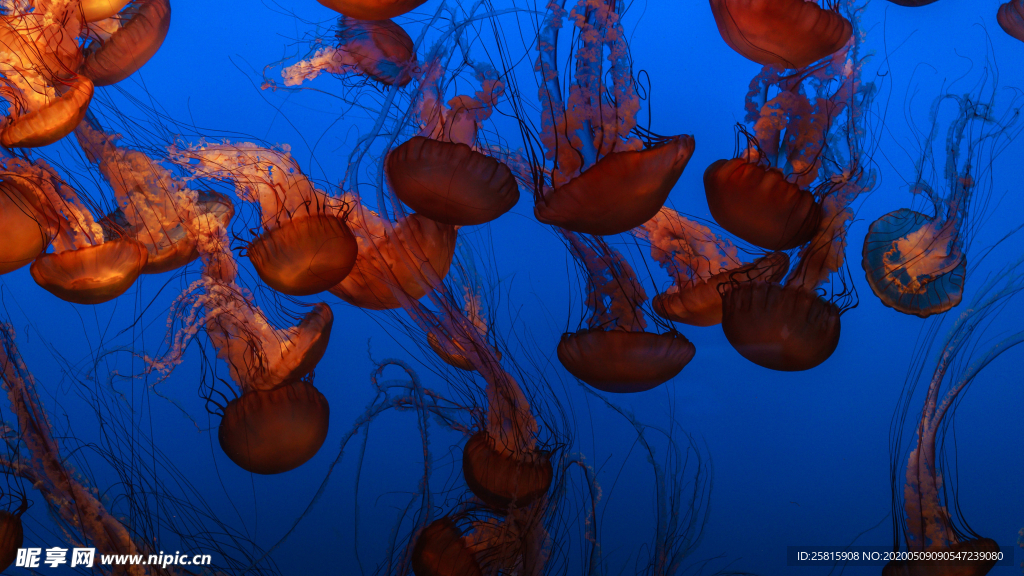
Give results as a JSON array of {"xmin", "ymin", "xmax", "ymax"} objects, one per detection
[
  {"xmin": 708, "ymin": 0, "xmax": 853, "ymax": 69},
  {"xmin": 388, "ymin": 136, "xmax": 520, "ymax": 227},
  {"xmin": 999, "ymin": 0, "xmax": 1024, "ymax": 42},
  {"xmin": 862, "ymin": 209, "xmax": 966, "ymax": 318},
  {"xmin": 720, "ymin": 281, "xmax": 840, "ymax": 371},
  {"xmin": 557, "ymin": 329, "xmax": 695, "ymax": 393},
  {"xmin": 81, "ymin": 0, "xmax": 172, "ymax": 86},
  {"xmin": 249, "ymin": 214, "xmax": 358, "ymax": 296},
  {"xmin": 535, "ymin": 135, "xmax": 695, "ymax": 236},
  {"xmin": 80, "ymin": 0, "xmax": 133, "ymax": 22},
  {"xmin": 881, "ymin": 538, "xmax": 1000, "ymax": 576},
  {"xmin": 886, "ymin": 0, "xmax": 941, "ymax": 6},
  {"xmin": 412, "ymin": 517, "xmax": 482, "ymax": 576},
  {"xmin": 703, "ymin": 158, "xmax": 822, "ymax": 251},
  {"xmin": 336, "ymin": 17, "xmax": 415, "ymax": 86},
  {"xmin": 0, "ymin": 509, "xmax": 23, "ymax": 572},
  {"xmin": 30, "ymin": 238, "xmax": 148, "ymax": 305},
  {"xmin": 0, "ymin": 178, "xmax": 58, "ymax": 275},
  {"xmin": 316, "ymin": 0, "xmax": 426, "ymax": 21},
  {"xmin": 461, "ymin": 431, "xmax": 552, "ymax": 512},
  {"xmin": 653, "ymin": 252, "xmax": 790, "ymax": 327},
  {"xmin": 0, "ymin": 74, "xmax": 94, "ymax": 148}
]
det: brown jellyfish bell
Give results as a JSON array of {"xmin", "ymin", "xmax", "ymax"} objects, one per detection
[
  {"xmin": 0, "ymin": 508, "xmax": 24, "ymax": 572},
  {"xmin": 0, "ymin": 176, "xmax": 58, "ymax": 275},
  {"xmin": 411, "ymin": 517, "xmax": 482, "ymax": 576},
  {"xmin": 315, "ymin": 0, "xmax": 427, "ymax": 21},
  {"xmin": 999, "ymin": 0, "xmax": 1024, "ymax": 42},
  {"xmin": 281, "ymin": 17, "xmax": 416, "ymax": 87},
  {"xmin": 81, "ymin": 0, "xmax": 172, "ymax": 86},
  {"xmin": 0, "ymin": 74, "xmax": 94, "ymax": 148},
  {"xmin": 709, "ymin": 0, "xmax": 852, "ymax": 69}
]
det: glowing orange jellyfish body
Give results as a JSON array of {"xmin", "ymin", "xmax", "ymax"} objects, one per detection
[
  {"xmin": 999, "ymin": 0, "xmax": 1024, "ymax": 42},
  {"xmin": 0, "ymin": 510, "xmax": 23, "ymax": 572},
  {"xmin": 0, "ymin": 177, "xmax": 58, "ymax": 275},
  {"xmin": 316, "ymin": 0, "xmax": 426, "ymax": 20},
  {"xmin": 462, "ymin": 431, "xmax": 552, "ymax": 511},
  {"xmin": 709, "ymin": 0, "xmax": 852, "ymax": 69},
  {"xmin": 412, "ymin": 517, "xmax": 482, "ymax": 576},
  {"xmin": 171, "ymin": 143, "xmax": 358, "ymax": 296},
  {"xmin": 282, "ymin": 17, "xmax": 416, "ymax": 87},
  {"xmin": 0, "ymin": 74, "xmax": 94, "ymax": 148},
  {"xmin": 81, "ymin": 0, "xmax": 172, "ymax": 86},
  {"xmin": 531, "ymin": 0, "xmax": 695, "ymax": 236}
]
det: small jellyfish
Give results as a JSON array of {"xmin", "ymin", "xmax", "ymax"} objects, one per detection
[
  {"xmin": 863, "ymin": 76, "xmax": 1019, "ymax": 318},
  {"xmin": 171, "ymin": 142, "xmax": 358, "ymax": 296},
  {"xmin": 153, "ymin": 216, "xmax": 333, "ymax": 474},
  {"xmin": 80, "ymin": 0, "xmax": 172, "ymax": 86},
  {"xmin": 529, "ymin": 0, "xmax": 695, "ymax": 236},
  {"xmin": 887, "ymin": 0, "xmax": 940, "ymax": 6},
  {"xmin": 330, "ymin": 196, "xmax": 457, "ymax": 310},
  {"xmin": 0, "ymin": 506, "xmax": 24, "ymax": 572},
  {"xmin": 281, "ymin": 16, "xmax": 416, "ymax": 87},
  {"xmin": 557, "ymin": 232, "xmax": 695, "ymax": 393},
  {"xmin": 709, "ymin": 0, "xmax": 853, "ymax": 69},
  {"xmin": 412, "ymin": 516, "xmax": 483, "ymax": 576},
  {"xmin": 387, "ymin": 60, "xmax": 520, "ymax": 227},
  {"xmin": 999, "ymin": 0, "xmax": 1024, "ymax": 42},
  {"xmin": 884, "ymin": 263, "xmax": 1024, "ymax": 576},
  {"xmin": 636, "ymin": 207, "xmax": 790, "ymax": 326},
  {"xmin": 315, "ymin": 0, "xmax": 426, "ymax": 20}
]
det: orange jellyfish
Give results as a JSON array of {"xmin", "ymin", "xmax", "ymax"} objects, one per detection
[
  {"xmin": 530, "ymin": 0, "xmax": 694, "ymax": 236},
  {"xmin": 76, "ymin": 114, "xmax": 234, "ymax": 274},
  {"xmin": 999, "ymin": 0, "xmax": 1024, "ymax": 42},
  {"xmin": 0, "ymin": 176, "xmax": 58, "ymax": 275},
  {"xmin": 719, "ymin": 21, "xmax": 874, "ymax": 371},
  {"xmin": 153, "ymin": 215, "xmax": 333, "ymax": 474},
  {"xmin": 636, "ymin": 207, "xmax": 789, "ymax": 326},
  {"xmin": 171, "ymin": 142, "xmax": 358, "ymax": 296},
  {"xmin": 387, "ymin": 60, "xmax": 519, "ymax": 227},
  {"xmin": 412, "ymin": 517, "xmax": 483, "ymax": 576},
  {"xmin": 0, "ymin": 0, "xmax": 94, "ymax": 148},
  {"xmin": 0, "ymin": 505, "xmax": 23, "ymax": 572},
  {"xmin": 280, "ymin": 16, "xmax": 416, "ymax": 87},
  {"xmin": 80, "ymin": 0, "xmax": 172, "ymax": 86},
  {"xmin": 556, "ymin": 232, "xmax": 695, "ymax": 393},
  {"xmin": 709, "ymin": 0, "xmax": 852, "ymax": 69},
  {"xmin": 426, "ymin": 252, "xmax": 503, "ymax": 370},
  {"xmin": 884, "ymin": 267, "xmax": 1024, "ymax": 575},
  {"xmin": 0, "ymin": 157, "xmax": 148, "ymax": 304},
  {"xmin": 315, "ymin": 0, "xmax": 426, "ymax": 20},
  {"xmin": 330, "ymin": 194, "xmax": 456, "ymax": 309},
  {"xmin": 863, "ymin": 80, "xmax": 1019, "ymax": 318}
]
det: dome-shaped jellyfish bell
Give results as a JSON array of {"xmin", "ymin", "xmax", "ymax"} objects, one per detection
[
  {"xmin": 0, "ymin": 178, "xmax": 58, "ymax": 275},
  {"xmin": 653, "ymin": 252, "xmax": 790, "ymax": 327},
  {"xmin": 412, "ymin": 517, "xmax": 482, "ymax": 576},
  {"xmin": 0, "ymin": 509, "xmax": 24, "ymax": 572},
  {"xmin": 885, "ymin": 0, "xmax": 941, "ymax": 6},
  {"xmin": 316, "ymin": 0, "xmax": 426, "ymax": 21},
  {"xmin": 998, "ymin": 0, "xmax": 1024, "ymax": 43},
  {"xmin": 861, "ymin": 209, "xmax": 966, "ymax": 318},
  {"xmin": 704, "ymin": 159, "xmax": 822, "ymax": 251},
  {"xmin": 218, "ymin": 304, "xmax": 333, "ymax": 475},
  {"xmin": 709, "ymin": 0, "xmax": 852, "ymax": 70},
  {"xmin": 0, "ymin": 74, "xmax": 94, "ymax": 148},
  {"xmin": 81, "ymin": 0, "xmax": 172, "ymax": 87},
  {"xmin": 881, "ymin": 538, "xmax": 1000, "ymax": 576},
  {"xmin": 337, "ymin": 17, "xmax": 416, "ymax": 86},
  {"xmin": 535, "ymin": 135, "xmax": 695, "ymax": 236},
  {"xmin": 80, "ymin": 0, "xmax": 132, "ymax": 22},
  {"xmin": 249, "ymin": 214, "xmax": 358, "ymax": 296},
  {"xmin": 720, "ymin": 282, "xmax": 840, "ymax": 371},
  {"xmin": 557, "ymin": 329, "xmax": 696, "ymax": 393},
  {"xmin": 462, "ymin": 431, "xmax": 552, "ymax": 512},
  {"xmin": 388, "ymin": 137, "xmax": 520, "ymax": 226},
  {"xmin": 30, "ymin": 239, "xmax": 148, "ymax": 305}
]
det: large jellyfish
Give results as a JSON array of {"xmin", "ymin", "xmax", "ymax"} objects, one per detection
[
  {"xmin": 151, "ymin": 214, "xmax": 333, "ymax": 474},
  {"xmin": 80, "ymin": 0, "xmax": 171, "ymax": 86},
  {"xmin": 862, "ymin": 76, "xmax": 1019, "ymax": 318},
  {"xmin": 635, "ymin": 207, "xmax": 790, "ymax": 327},
  {"xmin": 75, "ymin": 113, "xmax": 235, "ymax": 274},
  {"xmin": 885, "ymin": 261, "xmax": 1024, "ymax": 575},
  {"xmin": 170, "ymin": 142, "xmax": 358, "ymax": 296},
  {"xmin": 529, "ymin": 0, "xmax": 695, "ymax": 236},
  {"xmin": 999, "ymin": 0, "xmax": 1024, "ymax": 42},
  {"xmin": 1, "ymin": 156, "xmax": 148, "ymax": 304},
  {"xmin": 709, "ymin": 0, "xmax": 853, "ymax": 70},
  {"xmin": 718, "ymin": 2, "xmax": 877, "ymax": 371},
  {"xmin": 0, "ymin": 174, "xmax": 58, "ymax": 275}
]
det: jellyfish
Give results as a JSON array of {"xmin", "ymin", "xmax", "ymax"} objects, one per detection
[
  {"xmin": 0, "ymin": 502, "xmax": 23, "ymax": 572},
  {"xmin": 170, "ymin": 142, "xmax": 358, "ymax": 296},
  {"xmin": 884, "ymin": 261, "xmax": 1024, "ymax": 575},
  {"xmin": 75, "ymin": 113, "xmax": 234, "ymax": 274},
  {"xmin": 0, "ymin": 157, "xmax": 149, "ymax": 304},
  {"xmin": 718, "ymin": 5, "xmax": 876, "ymax": 371},
  {"xmin": 316, "ymin": 0, "xmax": 426, "ymax": 20},
  {"xmin": 280, "ymin": 16, "xmax": 416, "ymax": 87},
  {"xmin": 862, "ymin": 72, "xmax": 1020, "ymax": 318},
  {"xmin": 556, "ymin": 232, "xmax": 695, "ymax": 393},
  {"xmin": 387, "ymin": 59, "xmax": 520, "ymax": 227},
  {"xmin": 0, "ymin": 0, "xmax": 94, "ymax": 148},
  {"xmin": 708, "ymin": 0, "xmax": 852, "ymax": 70},
  {"xmin": 80, "ymin": 0, "xmax": 172, "ymax": 86},
  {"xmin": 528, "ymin": 0, "xmax": 695, "ymax": 236},
  {"xmin": 427, "ymin": 246, "xmax": 502, "ymax": 370},
  {"xmin": 999, "ymin": 0, "xmax": 1024, "ymax": 42},
  {"xmin": 0, "ymin": 176, "xmax": 58, "ymax": 275},
  {"xmin": 148, "ymin": 213, "xmax": 333, "ymax": 474},
  {"xmin": 635, "ymin": 207, "xmax": 790, "ymax": 326},
  {"xmin": 886, "ymin": 0, "xmax": 940, "ymax": 6}
]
